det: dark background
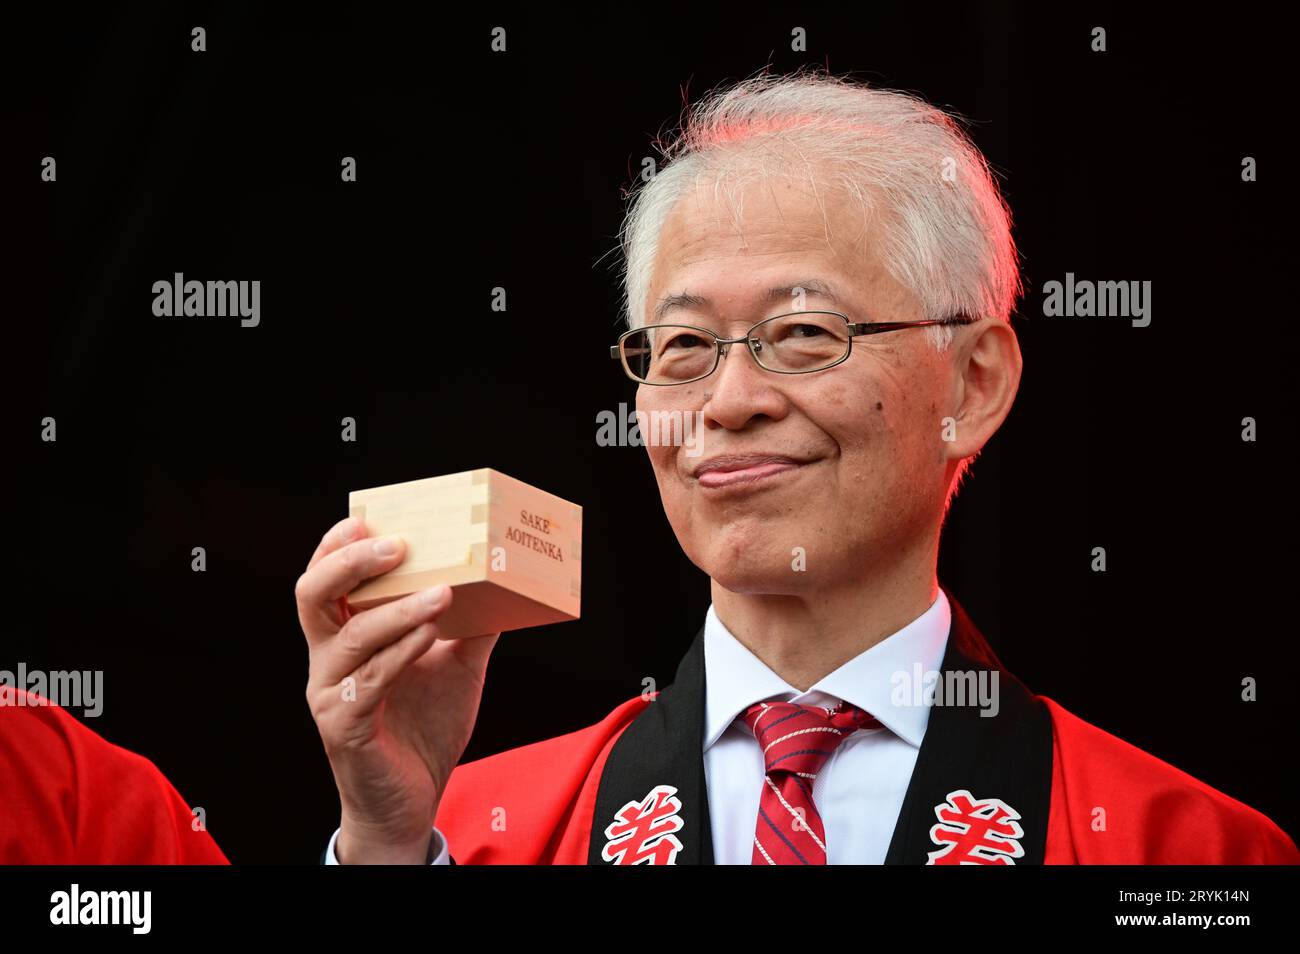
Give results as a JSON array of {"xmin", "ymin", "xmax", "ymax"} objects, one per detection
[{"xmin": 10, "ymin": 3, "xmax": 1295, "ymax": 863}]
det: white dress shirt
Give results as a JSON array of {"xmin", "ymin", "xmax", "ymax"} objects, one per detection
[{"xmin": 325, "ymin": 589, "xmax": 951, "ymax": 865}]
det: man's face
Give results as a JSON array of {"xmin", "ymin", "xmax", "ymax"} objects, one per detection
[{"xmin": 637, "ymin": 176, "xmax": 961, "ymax": 595}]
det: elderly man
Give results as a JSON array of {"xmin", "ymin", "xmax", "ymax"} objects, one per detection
[{"xmin": 297, "ymin": 73, "xmax": 1297, "ymax": 865}]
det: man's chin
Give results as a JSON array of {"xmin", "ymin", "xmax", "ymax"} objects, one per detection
[{"xmin": 701, "ymin": 557, "xmax": 810, "ymax": 597}]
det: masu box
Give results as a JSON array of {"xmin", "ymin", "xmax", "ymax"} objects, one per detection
[{"xmin": 345, "ymin": 469, "xmax": 581, "ymax": 638}]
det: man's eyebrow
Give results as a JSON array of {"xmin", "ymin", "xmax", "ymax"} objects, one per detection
[{"xmin": 651, "ymin": 278, "xmax": 843, "ymax": 322}]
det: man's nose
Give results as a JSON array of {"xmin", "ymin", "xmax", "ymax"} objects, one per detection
[{"xmin": 701, "ymin": 340, "xmax": 785, "ymax": 426}]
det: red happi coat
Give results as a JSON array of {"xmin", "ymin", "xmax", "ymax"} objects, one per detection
[
  {"xmin": 434, "ymin": 590, "xmax": 1300, "ymax": 865},
  {"xmin": 0, "ymin": 688, "xmax": 229, "ymax": 864}
]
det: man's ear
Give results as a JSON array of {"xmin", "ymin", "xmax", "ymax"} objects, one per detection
[{"xmin": 944, "ymin": 320, "xmax": 1022, "ymax": 465}]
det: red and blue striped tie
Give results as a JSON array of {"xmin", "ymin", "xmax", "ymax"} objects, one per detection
[{"xmin": 740, "ymin": 699, "xmax": 882, "ymax": 864}]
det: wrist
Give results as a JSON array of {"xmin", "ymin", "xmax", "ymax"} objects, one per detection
[{"xmin": 337, "ymin": 816, "xmax": 435, "ymax": 865}]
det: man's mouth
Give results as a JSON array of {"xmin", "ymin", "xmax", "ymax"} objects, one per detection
[{"xmin": 692, "ymin": 454, "xmax": 809, "ymax": 489}]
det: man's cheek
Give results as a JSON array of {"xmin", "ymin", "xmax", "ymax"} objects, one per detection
[{"xmin": 646, "ymin": 442, "xmax": 675, "ymax": 478}]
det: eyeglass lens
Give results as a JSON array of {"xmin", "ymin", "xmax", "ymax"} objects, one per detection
[{"xmin": 622, "ymin": 312, "xmax": 850, "ymax": 384}]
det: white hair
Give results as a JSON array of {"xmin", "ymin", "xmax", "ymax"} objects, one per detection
[{"xmin": 616, "ymin": 70, "xmax": 1023, "ymax": 352}]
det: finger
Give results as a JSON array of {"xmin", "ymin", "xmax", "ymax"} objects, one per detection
[
  {"xmin": 316, "ymin": 584, "xmax": 453, "ymax": 685},
  {"xmin": 296, "ymin": 534, "xmax": 409, "ymax": 642},
  {"xmin": 446, "ymin": 629, "xmax": 501, "ymax": 670},
  {"xmin": 307, "ymin": 516, "xmax": 369, "ymax": 573},
  {"xmin": 343, "ymin": 621, "xmax": 445, "ymax": 717}
]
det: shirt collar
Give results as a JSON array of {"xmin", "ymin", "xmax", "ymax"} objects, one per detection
[{"xmin": 702, "ymin": 588, "xmax": 952, "ymax": 752}]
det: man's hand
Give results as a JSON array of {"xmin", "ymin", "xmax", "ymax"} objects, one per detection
[{"xmin": 297, "ymin": 516, "xmax": 500, "ymax": 863}]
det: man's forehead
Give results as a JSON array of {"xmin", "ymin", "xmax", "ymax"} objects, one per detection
[
  {"xmin": 650, "ymin": 276, "xmax": 848, "ymax": 324},
  {"xmin": 659, "ymin": 177, "xmax": 855, "ymax": 250},
  {"xmin": 648, "ymin": 182, "xmax": 873, "ymax": 314}
]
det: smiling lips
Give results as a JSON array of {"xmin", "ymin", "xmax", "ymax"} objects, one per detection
[{"xmin": 692, "ymin": 454, "xmax": 809, "ymax": 489}]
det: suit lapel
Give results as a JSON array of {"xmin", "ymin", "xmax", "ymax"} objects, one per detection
[
  {"xmin": 588, "ymin": 626, "xmax": 714, "ymax": 864},
  {"xmin": 882, "ymin": 588, "xmax": 1053, "ymax": 864}
]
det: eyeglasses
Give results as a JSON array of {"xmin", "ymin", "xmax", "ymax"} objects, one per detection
[{"xmin": 609, "ymin": 311, "xmax": 980, "ymax": 386}]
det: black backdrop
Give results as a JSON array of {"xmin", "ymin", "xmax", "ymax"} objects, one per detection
[{"xmin": 10, "ymin": 3, "xmax": 1296, "ymax": 863}]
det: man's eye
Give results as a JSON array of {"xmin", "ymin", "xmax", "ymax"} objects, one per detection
[
  {"xmin": 789, "ymin": 324, "xmax": 828, "ymax": 338},
  {"xmin": 664, "ymin": 334, "xmax": 707, "ymax": 350}
]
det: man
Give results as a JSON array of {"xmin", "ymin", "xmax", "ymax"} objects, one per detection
[{"xmin": 298, "ymin": 72, "xmax": 1298, "ymax": 865}]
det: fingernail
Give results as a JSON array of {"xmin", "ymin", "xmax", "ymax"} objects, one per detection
[
  {"xmin": 421, "ymin": 584, "xmax": 449, "ymax": 606},
  {"xmin": 373, "ymin": 536, "xmax": 400, "ymax": 556},
  {"xmin": 338, "ymin": 519, "xmax": 356, "ymax": 541}
]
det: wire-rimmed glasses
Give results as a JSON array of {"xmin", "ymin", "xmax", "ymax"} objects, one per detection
[{"xmin": 610, "ymin": 311, "xmax": 980, "ymax": 386}]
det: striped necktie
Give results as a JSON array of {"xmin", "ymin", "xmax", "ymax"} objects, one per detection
[{"xmin": 740, "ymin": 699, "xmax": 882, "ymax": 864}]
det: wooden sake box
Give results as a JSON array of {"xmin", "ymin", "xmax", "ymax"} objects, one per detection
[{"xmin": 345, "ymin": 469, "xmax": 581, "ymax": 638}]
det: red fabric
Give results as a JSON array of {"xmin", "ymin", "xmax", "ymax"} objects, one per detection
[
  {"xmin": 435, "ymin": 691, "xmax": 1299, "ymax": 865},
  {"xmin": 0, "ymin": 688, "xmax": 229, "ymax": 864},
  {"xmin": 1041, "ymin": 696, "xmax": 1299, "ymax": 864},
  {"xmin": 741, "ymin": 700, "xmax": 881, "ymax": 864},
  {"xmin": 435, "ymin": 693, "xmax": 651, "ymax": 863}
]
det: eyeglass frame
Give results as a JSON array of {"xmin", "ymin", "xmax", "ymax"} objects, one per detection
[{"xmin": 609, "ymin": 310, "xmax": 983, "ymax": 386}]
